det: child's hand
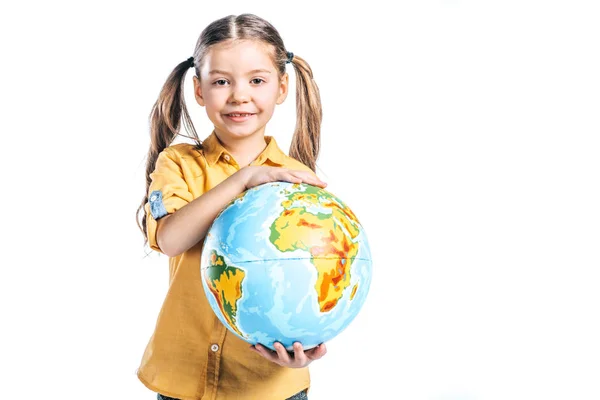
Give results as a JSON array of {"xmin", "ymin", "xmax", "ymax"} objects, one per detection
[
  {"xmin": 250, "ymin": 342, "xmax": 327, "ymax": 368},
  {"xmin": 240, "ymin": 166, "xmax": 326, "ymax": 190}
]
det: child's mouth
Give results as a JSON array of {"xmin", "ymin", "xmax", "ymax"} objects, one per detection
[{"xmin": 224, "ymin": 113, "xmax": 255, "ymax": 122}]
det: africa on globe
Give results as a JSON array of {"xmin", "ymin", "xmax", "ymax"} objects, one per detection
[{"xmin": 200, "ymin": 181, "xmax": 372, "ymax": 351}]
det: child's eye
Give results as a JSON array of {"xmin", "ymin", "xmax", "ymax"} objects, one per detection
[
  {"xmin": 213, "ymin": 79, "xmax": 228, "ymax": 86},
  {"xmin": 251, "ymin": 78, "xmax": 265, "ymax": 85}
]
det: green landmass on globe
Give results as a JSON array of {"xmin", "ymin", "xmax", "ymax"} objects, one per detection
[
  {"xmin": 269, "ymin": 184, "xmax": 361, "ymax": 312},
  {"xmin": 204, "ymin": 250, "xmax": 246, "ymax": 337}
]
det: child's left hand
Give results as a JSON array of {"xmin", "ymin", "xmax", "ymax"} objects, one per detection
[{"xmin": 250, "ymin": 342, "xmax": 327, "ymax": 368}]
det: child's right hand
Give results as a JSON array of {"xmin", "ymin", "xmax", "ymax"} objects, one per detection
[{"xmin": 239, "ymin": 166, "xmax": 327, "ymax": 190}]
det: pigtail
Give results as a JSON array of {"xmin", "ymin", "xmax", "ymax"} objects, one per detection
[
  {"xmin": 288, "ymin": 54, "xmax": 322, "ymax": 172},
  {"xmin": 136, "ymin": 59, "xmax": 200, "ymax": 244}
]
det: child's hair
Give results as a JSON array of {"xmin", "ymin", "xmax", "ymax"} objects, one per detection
[{"xmin": 136, "ymin": 13, "xmax": 323, "ymax": 243}]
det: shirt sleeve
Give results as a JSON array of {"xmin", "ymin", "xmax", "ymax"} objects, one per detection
[{"xmin": 144, "ymin": 147, "xmax": 194, "ymax": 253}]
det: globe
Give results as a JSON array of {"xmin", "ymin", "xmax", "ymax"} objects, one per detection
[{"xmin": 200, "ymin": 181, "xmax": 372, "ymax": 351}]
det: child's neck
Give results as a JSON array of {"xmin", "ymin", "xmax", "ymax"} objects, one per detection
[{"xmin": 215, "ymin": 130, "xmax": 267, "ymax": 168}]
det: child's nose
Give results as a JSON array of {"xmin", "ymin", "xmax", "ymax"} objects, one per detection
[{"xmin": 230, "ymin": 84, "xmax": 251, "ymax": 103}]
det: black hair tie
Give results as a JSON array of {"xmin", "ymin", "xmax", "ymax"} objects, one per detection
[
  {"xmin": 286, "ymin": 51, "xmax": 294, "ymax": 64},
  {"xmin": 187, "ymin": 57, "xmax": 194, "ymax": 69}
]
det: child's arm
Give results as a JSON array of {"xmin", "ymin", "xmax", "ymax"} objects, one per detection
[{"xmin": 156, "ymin": 165, "xmax": 326, "ymax": 257}]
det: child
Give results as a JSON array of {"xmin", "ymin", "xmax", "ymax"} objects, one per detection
[{"xmin": 135, "ymin": 13, "xmax": 328, "ymax": 400}]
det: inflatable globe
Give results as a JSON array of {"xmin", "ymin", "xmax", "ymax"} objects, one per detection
[{"xmin": 200, "ymin": 181, "xmax": 372, "ymax": 351}]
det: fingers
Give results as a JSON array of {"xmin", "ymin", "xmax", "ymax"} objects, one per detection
[
  {"xmin": 281, "ymin": 171, "xmax": 303, "ymax": 184},
  {"xmin": 251, "ymin": 342, "xmax": 317, "ymax": 368},
  {"xmin": 305, "ymin": 343, "xmax": 327, "ymax": 361},
  {"xmin": 251, "ymin": 344, "xmax": 281, "ymax": 365},
  {"xmin": 292, "ymin": 342, "xmax": 308, "ymax": 366},
  {"xmin": 243, "ymin": 166, "xmax": 327, "ymax": 190},
  {"xmin": 251, "ymin": 342, "xmax": 292, "ymax": 367},
  {"xmin": 285, "ymin": 170, "xmax": 327, "ymax": 188},
  {"xmin": 273, "ymin": 342, "xmax": 292, "ymax": 364}
]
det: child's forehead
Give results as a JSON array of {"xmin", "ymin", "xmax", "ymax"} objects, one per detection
[{"xmin": 201, "ymin": 39, "xmax": 277, "ymax": 72}]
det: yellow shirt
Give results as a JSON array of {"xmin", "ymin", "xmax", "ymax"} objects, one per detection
[{"xmin": 138, "ymin": 132, "xmax": 313, "ymax": 400}]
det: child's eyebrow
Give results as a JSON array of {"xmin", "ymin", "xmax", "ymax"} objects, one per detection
[{"xmin": 208, "ymin": 69, "xmax": 272, "ymax": 75}]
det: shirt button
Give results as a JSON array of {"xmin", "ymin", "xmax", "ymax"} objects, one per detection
[
  {"xmin": 211, "ymin": 344, "xmax": 219, "ymax": 352},
  {"xmin": 223, "ymin": 154, "xmax": 230, "ymax": 161},
  {"xmin": 150, "ymin": 195, "xmax": 157, "ymax": 201}
]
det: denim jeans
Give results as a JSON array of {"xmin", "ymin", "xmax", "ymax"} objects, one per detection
[{"xmin": 157, "ymin": 389, "xmax": 308, "ymax": 400}]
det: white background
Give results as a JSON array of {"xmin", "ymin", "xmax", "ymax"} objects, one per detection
[{"xmin": 1, "ymin": 1, "xmax": 599, "ymax": 399}]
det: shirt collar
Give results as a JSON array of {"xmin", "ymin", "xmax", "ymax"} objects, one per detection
[{"xmin": 201, "ymin": 131, "xmax": 286, "ymax": 167}]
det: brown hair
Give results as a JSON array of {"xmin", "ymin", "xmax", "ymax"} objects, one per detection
[{"xmin": 136, "ymin": 13, "xmax": 323, "ymax": 243}]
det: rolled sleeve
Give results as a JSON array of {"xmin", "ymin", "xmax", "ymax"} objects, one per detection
[{"xmin": 144, "ymin": 147, "xmax": 193, "ymax": 252}]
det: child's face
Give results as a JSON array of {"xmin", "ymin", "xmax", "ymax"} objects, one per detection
[{"xmin": 193, "ymin": 39, "xmax": 288, "ymax": 141}]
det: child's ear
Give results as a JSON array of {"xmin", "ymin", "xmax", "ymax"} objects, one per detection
[
  {"xmin": 193, "ymin": 76, "xmax": 205, "ymax": 107},
  {"xmin": 276, "ymin": 73, "xmax": 289, "ymax": 105}
]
